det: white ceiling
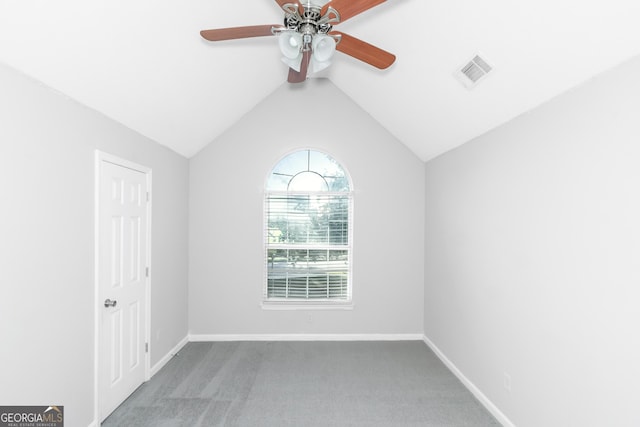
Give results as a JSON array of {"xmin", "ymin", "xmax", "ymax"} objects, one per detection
[{"xmin": 1, "ymin": 1, "xmax": 640, "ymax": 161}]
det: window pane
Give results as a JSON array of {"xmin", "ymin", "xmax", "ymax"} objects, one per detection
[
  {"xmin": 327, "ymin": 196, "xmax": 349, "ymax": 245},
  {"xmin": 309, "ymin": 151, "xmax": 344, "ymax": 179},
  {"xmin": 272, "ymin": 150, "xmax": 309, "ymax": 177},
  {"xmin": 288, "ymin": 249, "xmax": 308, "ymax": 270},
  {"xmin": 308, "ymin": 274, "xmax": 329, "ymax": 298},
  {"xmin": 266, "ymin": 173, "xmax": 290, "ymax": 191},
  {"xmin": 267, "ymin": 249, "xmax": 287, "ymax": 268},
  {"xmin": 267, "ymin": 276, "xmax": 287, "ymax": 298},
  {"xmin": 328, "ymin": 273, "xmax": 348, "ymax": 298},
  {"xmin": 288, "ymin": 171, "xmax": 329, "ymax": 192},
  {"xmin": 308, "ymin": 249, "xmax": 327, "ymax": 270},
  {"xmin": 325, "ymin": 175, "xmax": 350, "ymax": 192},
  {"xmin": 328, "ymin": 250, "xmax": 348, "ymax": 273},
  {"xmin": 288, "ymin": 275, "xmax": 308, "ymax": 298}
]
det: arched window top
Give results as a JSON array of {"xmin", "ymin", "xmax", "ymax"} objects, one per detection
[{"xmin": 267, "ymin": 150, "xmax": 351, "ymax": 192}]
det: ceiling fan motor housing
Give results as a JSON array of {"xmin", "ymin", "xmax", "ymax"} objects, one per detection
[{"xmin": 284, "ymin": 3, "xmax": 340, "ymax": 39}]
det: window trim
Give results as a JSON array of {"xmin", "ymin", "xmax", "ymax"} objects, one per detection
[
  {"xmin": 262, "ymin": 150, "xmax": 353, "ymax": 309},
  {"xmin": 260, "ymin": 301, "xmax": 355, "ymax": 310}
]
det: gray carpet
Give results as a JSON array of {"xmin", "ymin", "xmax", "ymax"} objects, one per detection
[{"xmin": 102, "ymin": 341, "xmax": 500, "ymax": 426}]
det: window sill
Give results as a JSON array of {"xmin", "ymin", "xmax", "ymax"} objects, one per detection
[{"xmin": 261, "ymin": 301, "xmax": 354, "ymax": 311}]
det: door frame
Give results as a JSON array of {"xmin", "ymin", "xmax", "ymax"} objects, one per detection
[{"xmin": 93, "ymin": 150, "xmax": 152, "ymax": 423}]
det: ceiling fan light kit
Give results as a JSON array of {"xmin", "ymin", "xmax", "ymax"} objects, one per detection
[{"xmin": 200, "ymin": 0, "xmax": 396, "ymax": 83}]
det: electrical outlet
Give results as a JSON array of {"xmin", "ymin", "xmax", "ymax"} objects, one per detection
[{"xmin": 503, "ymin": 372, "xmax": 511, "ymax": 391}]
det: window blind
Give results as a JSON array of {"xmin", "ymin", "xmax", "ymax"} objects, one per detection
[{"xmin": 265, "ymin": 192, "xmax": 352, "ymax": 301}]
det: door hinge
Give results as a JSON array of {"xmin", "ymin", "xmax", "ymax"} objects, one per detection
[
  {"xmin": 145, "ymin": 342, "xmax": 149, "ymax": 353},
  {"xmin": 146, "ymin": 266, "xmax": 149, "ymax": 277},
  {"xmin": 146, "ymin": 191, "xmax": 150, "ymax": 202}
]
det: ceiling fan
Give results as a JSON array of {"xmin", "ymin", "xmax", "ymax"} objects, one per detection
[{"xmin": 200, "ymin": 0, "xmax": 396, "ymax": 83}]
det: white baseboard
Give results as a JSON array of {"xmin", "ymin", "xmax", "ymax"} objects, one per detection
[
  {"xmin": 189, "ymin": 333, "xmax": 424, "ymax": 342},
  {"xmin": 150, "ymin": 335, "xmax": 189, "ymax": 377},
  {"xmin": 422, "ymin": 335, "xmax": 514, "ymax": 427}
]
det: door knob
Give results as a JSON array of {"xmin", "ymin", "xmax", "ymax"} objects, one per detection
[{"xmin": 104, "ymin": 299, "xmax": 118, "ymax": 308}]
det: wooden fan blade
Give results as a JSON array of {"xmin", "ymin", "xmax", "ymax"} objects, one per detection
[
  {"xmin": 274, "ymin": 0, "xmax": 301, "ymax": 8},
  {"xmin": 200, "ymin": 25, "xmax": 278, "ymax": 41},
  {"xmin": 274, "ymin": 0, "xmax": 303, "ymax": 14},
  {"xmin": 331, "ymin": 31, "xmax": 395, "ymax": 69},
  {"xmin": 322, "ymin": 0, "xmax": 386, "ymax": 22},
  {"xmin": 287, "ymin": 50, "xmax": 311, "ymax": 83}
]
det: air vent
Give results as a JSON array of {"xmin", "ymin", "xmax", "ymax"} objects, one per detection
[{"xmin": 454, "ymin": 54, "xmax": 493, "ymax": 89}]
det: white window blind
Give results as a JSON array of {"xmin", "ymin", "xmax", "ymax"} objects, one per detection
[{"xmin": 264, "ymin": 150, "xmax": 352, "ymax": 303}]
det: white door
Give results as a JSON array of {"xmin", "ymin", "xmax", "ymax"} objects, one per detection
[{"xmin": 98, "ymin": 158, "xmax": 150, "ymax": 421}]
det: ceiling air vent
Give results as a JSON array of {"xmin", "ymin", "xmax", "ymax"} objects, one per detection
[{"xmin": 454, "ymin": 54, "xmax": 493, "ymax": 89}]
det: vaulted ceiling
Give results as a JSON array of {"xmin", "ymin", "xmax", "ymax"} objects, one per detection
[{"xmin": 1, "ymin": 1, "xmax": 639, "ymax": 161}]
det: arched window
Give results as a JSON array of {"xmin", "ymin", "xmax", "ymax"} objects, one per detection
[{"xmin": 264, "ymin": 149, "xmax": 352, "ymax": 304}]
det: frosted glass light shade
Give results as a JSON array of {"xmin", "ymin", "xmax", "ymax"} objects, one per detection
[
  {"xmin": 281, "ymin": 55, "xmax": 303, "ymax": 72},
  {"xmin": 312, "ymin": 34, "xmax": 336, "ymax": 63},
  {"xmin": 278, "ymin": 31, "xmax": 303, "ymax": 59},
  {"xmin": 310, "ymin": 57, "xmax": 331, "ymax": 74}
]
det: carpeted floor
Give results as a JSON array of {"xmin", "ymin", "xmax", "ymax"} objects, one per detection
[{"xmin": 102, "ymin": 341, "xmax": 500, "ymax": 426}]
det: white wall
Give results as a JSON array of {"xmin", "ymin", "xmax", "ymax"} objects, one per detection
[
  {"xmin": 424, "ymin": 55, "xmax": 640, "ymax": 426},
  {"xmin": 0, "ymin": 63, "xmax": 189, "ymax": 427},
  {"xmin": 189, "ymin": 79, "xmax": 424, "ymax": 336}
]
